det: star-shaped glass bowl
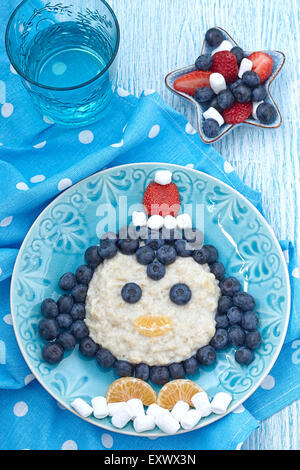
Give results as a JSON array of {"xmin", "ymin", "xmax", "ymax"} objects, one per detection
[{"xmin": 165, "ymin": 27, "xmax": 285, "ymax": 144}]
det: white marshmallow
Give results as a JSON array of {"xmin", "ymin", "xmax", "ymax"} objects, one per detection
[
  {"xmin": 252, "ymin": 101, "xmax": 264, "ymax": 120},
  {"xmin": 203, "ymin": 106, "xmax": 225, "ymax": 127},
  {"xmin": 91, "ymin": 396, "xmax": 109, "ymax": 419},
  {"xmin": 180, "ymin": 409, "xmax": 202, "ymax": 430},
  {"xmin": 108, "ymin": 401, "xmax": 126, "ymax": 416},
  {"xmin": 211, "ymin": 40, "xmax": 233, "ymax": 55},
  {"xmin": 176, "ymin": 213, "xmax": 192, "ymax": 230},
  {"xmin": 146, "ymin": 403, "xmax": 169, "ymax": 419},
  {"xmin": 210, "ymin": 392, "xmax": 233, "ymax": 414},
  {"xmin": 133, "ymin": 415, "xmax": 156, "ymax": 433},
  {"xmin": 147, "ymin": 214, "xmax": 164, "ymax": 230},
  {"xmin": 164, "ymin": 215, "xmax": 178, "ymax": 230},
  {"xmin": 111, "ymin": 404, "xmax": 133, "ymax": 428},
  {"xmin": 155, "ymin": 411, "xmax": 180, "ymax": 434},
  {"xmin": 71, "ymin": 398, "xmax": 93, "ymax": 418},
  {"xmin": 238, "ymin": 58, "xmax": 253, "ymax": 78},
  {"xmin": 154, "ymin": 170, "xmax": 172, "ymax": 185},
  {"xmin": 132, "ymin": 210, "xmax": 147, "ymax": 227},
  {"xmin": 191, "ymin": 392, "xmax": 212, "ymax": 417},
  {"xmin": 126, "ymin": 398, "xmax": 145, "ymax": 418},
  {"xmin": 171, "ymin": 401, "xmax": 190, "ymax": 422},
  {"xmin": 209, "ymin": 73, "xmax": 227, "ymax": 95}
]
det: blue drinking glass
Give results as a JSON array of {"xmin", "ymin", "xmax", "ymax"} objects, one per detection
[{"xmin": 5, "ymin": 0, "xmax": 120, "ymax": 126}]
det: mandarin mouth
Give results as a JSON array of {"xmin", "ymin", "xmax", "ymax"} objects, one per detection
[{"xmin": 134, "ymin": 314, "xmax": 173, "ymax": 337}]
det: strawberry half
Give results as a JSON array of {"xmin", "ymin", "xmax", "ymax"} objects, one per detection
[
  {"xmin": 174, "ymin": 70, "xmax": 212, "ymax": 97},
  {"xmin": 211, "ymin": 51, "xmax": 238, "ymax": 83},
  {"xmin": 247, "ymin": 52, "xmax": 273, "ymax": 84},
  {"xmin": 143, "ymin": 182, "xmax": 180, "ymax": 217},
  {"xmin": 223, "ymin": 102, "xmax": 253, "ymax": 124}
]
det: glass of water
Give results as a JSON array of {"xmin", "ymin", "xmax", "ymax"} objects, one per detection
[{"xmin": 5, "ymin": 0, "xmax": 120, "ymax": 126}]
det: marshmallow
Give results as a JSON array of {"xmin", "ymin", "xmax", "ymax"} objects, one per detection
[
  {"xmin": 126, "ymin": 398, "xmax": 145, "ymax": 418},
  {"xmin": 203, "ymin": 106, "xmax": 225, "ymax": 127},
  {"xmin": 238, "ymin": 58, "xmax": 253, "ymax": 78},
  {"xmin": 155, "ymin": 170, "xmax": 172, "ymax": 185},
  {"xmin": 209, "ymin": 73, "xmax": 227, "ymax": 95},
  {"xmin": 155, "ymin": 411, "xmax": 180, "ymax": 434},
  {"xmin": 211, "ymin": 40, "xmax": 233, "ymax": 55},
  {"xmin": 108, "ymin": 401, "xmax": 126, "ymax": 416},
  {"xmin": 91, "ymin": 396, "xmax": 109, "ymax": 419},
  {"xmin": 176, "ymin": 213, "xmax": 192, "ymax": 230},
  {"xmin": 146, "ymin": 403, "xmax": 169, "ymax": 419},
  {"xmin": 133, "ymin": 415, "xmax": 156, "ymax": 433},
  {"xmin": 252, "ymin": 101, "xmax": 264, "ymax": 120},
  {"xmin": 132, "ymin": 211, "xmax": 147, "ymax": 227},
  {"xmin": 111, "ymin": 404, "xmax": 133, "ymax": 428},
  {"xmin": 164, "ymin": 215, "xmax": 178, "ymax": 230},
  {"xmin": 71, "ymin": 398, "xmax": 93, "ymax": 418},
  {"xmin": 191, "ymin": 392, "xmax": 212, "ymax": 417},
  {"xmin": 210, "ymin": 392, "xmax": 233, "ymax": 414},
  {"xmin": 147, "ymin": 214, "xmax": 164, "ymax": 230},
  {"xmin": 180, "ymin": 409, "xmax": 202, "ymax": 430},
  {"xmin": 171, "ymin": 401, "xmax": 190, "ymax": 422}
]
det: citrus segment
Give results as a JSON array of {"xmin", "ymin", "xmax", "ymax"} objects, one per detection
[
  {"xmin": 157, "ymin": 379, "xmax": 203, "ymax": 409},
  {"xmin": 106, "ymin": 377, "xmax": 156, "ymax": 406},
  {"xmin": 134, "ymin": 315, "xmax": 173, "ymax": 337}
]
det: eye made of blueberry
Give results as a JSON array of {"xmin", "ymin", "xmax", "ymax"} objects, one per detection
[
  {"xmin": 169, "ymin": 283, "xmax": 192, "ymax": 305},
  {"xmin": 121, "ymin": 282, "xmax": 142, "ymax": 303}
]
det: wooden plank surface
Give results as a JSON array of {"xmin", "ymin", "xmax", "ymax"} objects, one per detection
[{"xmin": 108, "ymin": 0, "xmax": 300, "ymax": 450}]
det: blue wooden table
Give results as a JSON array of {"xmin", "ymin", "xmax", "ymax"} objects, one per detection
[{"xmin": 108, "ymin": 0, "xmax": 299, "ymax": 450}]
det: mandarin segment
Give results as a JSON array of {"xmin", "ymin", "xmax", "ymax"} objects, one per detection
[
  {"xmin": 157, "ymin": 379, "xmax": 204, "ymax": 409},
  {"xmin": 134, "ymin": 315, "xmax": 173, "ymax": 337},
  {"xmin": 106, "ymin": 377, "xmax": 156, "ymax": 406}
]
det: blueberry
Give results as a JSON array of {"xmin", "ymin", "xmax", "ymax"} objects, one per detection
[
  {"xmin": 210, "ymin": 328, "xmax": 228, "ymax": 350},
  {"xmin": 242, "ymin": 71, "xmax": 260, "ymax": 88},
  {"xmin": 118, "ymin": 238, "xmax": 139, "ymax": 255},
  {"xmin": 245, "ymin": 330, "xmax": 261, "ymax": 349},
  {"xmin": 79, "ymin": 336, "xmax": 99, "ymax": 357},
  {"xmin": 256, "ymin": 103, "xmax": 277, "ymax": 124},
  {"xmin": 183, "ymin": 356, "xmax": 198, "ymax": 375},
  {"xmin": 161, "ymin": 228, "xmax": 182, "ymax": 245},
  {"xmin": 205, "ymin": 28, "xmax": 224, "ymax": 47},
  {"xmin": 98, "ymin": 239, "xmax": 118, "ymax": 259},
  {"xmin": 169, "ymin": 362, "xmax": 185, "ymax": 379},
  {"xmin": 203, "ymin": 119, "xmax": 219, "ymax": 138},
  {"xmin": 114, "ymin": 360, "xmax": 133, "ymax": 377},
  {"xmin": 218, "ymin": 295, "xmax": 233, "ymax": 314},
  {"xmin": 229, "ymin": 79, "xmax": 243, "ymax": 93},
  {"xmin": 136, "ymin": 245, "xmax": 155, "ymax": 265},
  {"xmin": 192, "ymin": 246, "xmax": 210, "ymax": 264},
  {"xmin": 183, "ymin": 228, "xmax": 204, "ymax": 249},
  {"xmin": 70, "ymin": 319, "xmax": 89, "ymax": 340},
  {"xmin": 121, "ymin": 282, "xmax": 142, "ymax": 303},
  {"xmin": 41, "ymin": 298, "xmax": 58, "ymax": 319},
  {"xmin": 84, "ymin": 245, "xmax": 103, "ymax": 269},
  {"xmin": 149, "ymin": 366, "xmax": 170, "ymax": 385},
  {"xmin": 135, "ymin": 363, "xmax": 150, "ymax": 381},
  {"xmin": 241, "ymin": 311, "xmax": 259, "ymax": 331},
  {"xmin": 220, "ymin": 277, "xmax": 241, "ymax": 296},
  {"xmin": 38, "ymin": 318, "xmax": 59, "ymax": 341},
  {"xmin": 145, "ymin": 233, "xmax": 165, "ymax": 250},
  {"xmin": 147, "ymin": 261, "xmax": 166, "ymax": 281},
  {"xmin": 215, "ymin": 313, "xmax": 229, "ymax": 329},
  {"xmin": 204, "ymin": 245, "xmax": 218, "ymax": 264},
  {"xmin": 70, "ymin": 303, "xmax": 86, "ymax": 320},
  {"xmin": 75, "ymin": 265, "xmax": 93, "ymax": 285},
  {"xmin": 71, "ymin": 284, "xmax": 88, "ymax": 303},
  {"xmin": 232, "ymin": 84, "xmax": 252, "ymax": 103},
  {"xmin": 96, "ymin": 347, "xmax": 115, "ymax": 368},
  {"xmin": 194, "ymin": 87, "xmax": 215, "ymax": 103},
  {"xmin": 174, "ymin": 239, "xmax": 193, "ymax": 257},
  {"xmin": 233, "ymin": 292, "xmax": 256, "ymax": 312},
  {"xmin": 58, "ymin": 273, "xmax": 76, "ymax": 292},
  {"xmin": 228, "ymin": 325, "xmax": 245, "ymax": 347},
  {"xmin": 56, "ymin": 313, "xmax": 73, "ymax": 329},
  {"xmin": 56, "ymin": 331, "xmax": 76, "ymax": 351},
  {"xmin": 196, "ymin": 345, "xmax": 216, "ymax": 365},
  {"xmin": 210, "ymin": 262, "xmax": 225, "ymax": 280},
  {"xmin": 42, "ymin": 342, "xmax": 64, "ymax": 364},
  {"xmin": 252, "ymin": 85, "xmax": 267, "ymax": 102},
  {"xmin": 57, "ymin": 294, "xmax": 74, "ymax": 314},
  {"xmin": 170, "ymin": 283, "xmax": 192, "ymax": 305},
  {"xmin": 227, "ymin": 306, "xmax": 243, "ymax": 325},
  {"xmin": 156, "ymin": 245, "xmax": 177, "ymax": 265},
  {"xmin": 209, "ymin": 96, "xmax": 223, "ymax": 114},
  {"xmin": 195, "ymin": 53, "xmax": 212, "ymax": 71},
  {"xmin": 217, "ymin": 89, "xmax": 235, "ymax": 110},
  {"xmin": 235, "ymin": 346, "xmax": 253, "ymax": 365},
  {"xmin": 231, "ymin": 46, "xmax": 244, "ymax": 65}
]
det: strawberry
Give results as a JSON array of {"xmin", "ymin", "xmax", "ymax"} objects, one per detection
[
  {"xmin": 211, "ymin": 51, "xmax": 238, "ymax": 83},
  {"xmin": 143, "ymin": 182, "xmax": 180, "ymax": 217},
  {"xmin": 223, "ymin": 102, "xmax": 253, "ymax": 124},
  {"xmin": 174, "ymin": 70, "xmax": 212, "ymax": 96},
  {"xmin": 247, "ymin": 52, "xmax": 273, "ymax": 84}
]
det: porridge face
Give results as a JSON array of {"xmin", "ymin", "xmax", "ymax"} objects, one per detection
[{"xmin": 85, "ymin": 252, "xmax": 220, "ymax": 365}]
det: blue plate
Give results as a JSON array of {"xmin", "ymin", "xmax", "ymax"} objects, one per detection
[{"xmin": 10, "ymin": 163, "xmax": 290, "ymax": 436}]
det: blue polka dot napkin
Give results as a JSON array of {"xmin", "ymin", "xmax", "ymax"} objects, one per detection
[{"xmin": 0, "ymin": 2, "xmax": 299, "ymax": 451}]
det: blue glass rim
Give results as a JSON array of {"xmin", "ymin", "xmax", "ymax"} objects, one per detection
[{"xmin": 5, "ymin": 0, "xmax": 120, "ymax": 92}]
